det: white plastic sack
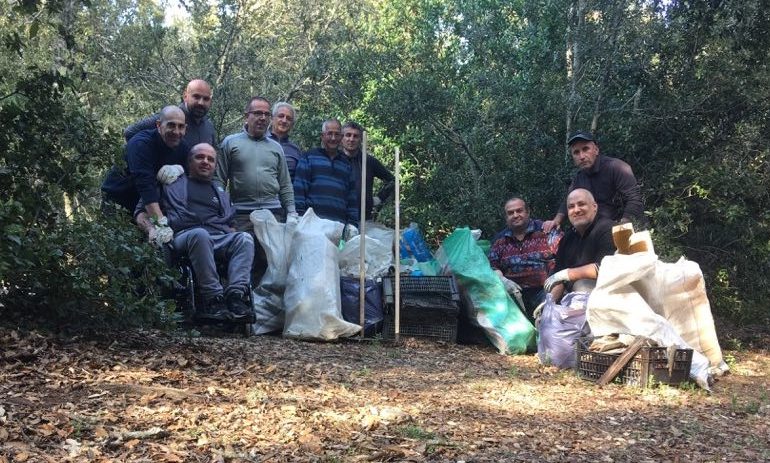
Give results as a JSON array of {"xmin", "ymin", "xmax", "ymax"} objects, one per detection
[
  {"xmin": 339, "ymin": 235, "xmax": 392, "ymax": 278},
  {"xmin": 587, "ymin": 252, "xmax": 712, "ymax": 389},
  {"xmin": 283, "ymin": 209, "xmax": 360, "ymax": 340},
  {"xmin": 248, "ymin": 210, "xmax": 296, "ymax": 335},
  {"xmin": 537, "ymin": 292, "xmax": 590, "ymax": 369}
]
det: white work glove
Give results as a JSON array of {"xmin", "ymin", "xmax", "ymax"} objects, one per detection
[
  {"xmin": 343, "ymin": 224, "xmax": 359, "ymax": 241},
  {"xmin": 148, "ymin": 216, "xmax": 174, "ymax": 247},
  {"xmin": 372, "ymin": 197, "xmax": 382, "ymax": 208},
  {"xmin": 156, "ymin": 164, "xmax": 184, "ymax": 185},
  {"xmin": 286, "ymin": 212, "xmax": 299, "ymax": 226},
  {"xmin": 497, "ymin": 273, "xmax": 521, "ymax": 295},
  {"xmin": 543, "ymin": 269, "xmax": 570, "ymax": 292}
]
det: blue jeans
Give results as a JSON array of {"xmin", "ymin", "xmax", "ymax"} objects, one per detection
[{"xmin": 173, "ymin": 228, "xmax": 254, "ymax": 300}]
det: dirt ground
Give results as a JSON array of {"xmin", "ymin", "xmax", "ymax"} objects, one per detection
[{"xmin": 1, "ymin": 326, "xmax": 768, "ymax": 462}]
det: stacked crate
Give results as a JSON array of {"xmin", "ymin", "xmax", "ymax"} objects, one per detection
[{"xmin": 382, "ymin": 275, "xmax": 460, "ymax": 342}]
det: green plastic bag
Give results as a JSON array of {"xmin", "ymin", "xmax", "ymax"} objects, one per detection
[{"xmin": 436, "ymin": 227, "xmax": 536, "ymax": 354}]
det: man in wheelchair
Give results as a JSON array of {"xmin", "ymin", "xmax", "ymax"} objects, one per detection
[{"xmin": 135, "ymin": 143, "xmax": 256, "ymax": 323}]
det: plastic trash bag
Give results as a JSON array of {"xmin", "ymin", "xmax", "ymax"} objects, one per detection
[
  {"xmin": 248, "ymin": 209, "xmax": 296, "ymax": 334},
  {"xmin": 340, "ymin": 277, "xmax": 384, "ymax": 336},
  {"xmin": 339, "ymin": 234, "xmax": 392, "ymax": 279},
  {"xmin": 283, "ymin": 209, "xmax": 361, "ymax": 340},
  {"xmin": 537, "ymin": 292, "xmax": 590, "ymax": 368},
  {"xmin": 435, "ymin": 227, "xmax": 536, "ymax": 354},
  {"xmin": 587, "ymin": 252, "xmax": 713, "ymax": 389},
  {"xmin": 400, "ymin": 223, "xmax": 434, "ymax": 262}
]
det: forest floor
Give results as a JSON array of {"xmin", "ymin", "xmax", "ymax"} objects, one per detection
[{"xmin": 0, "ymin": 325, "xmax": 768, "ymax": 462}]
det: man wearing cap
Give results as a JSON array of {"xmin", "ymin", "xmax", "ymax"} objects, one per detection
[{"xmin": 543, "ymin": 131, "xmax": 644, "ymax": 232}]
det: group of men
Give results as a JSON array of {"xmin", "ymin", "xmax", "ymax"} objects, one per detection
[
  {"xmin": 488, "ymin": 131, "xmax": 644, "ymax": 321},
  {"xmin": 99, "ymin": 78, "xmax": 643, "ymax": 326},
  {"xmin": 101, "ymin": 79, "xmax": 395, "ymax": 322}
]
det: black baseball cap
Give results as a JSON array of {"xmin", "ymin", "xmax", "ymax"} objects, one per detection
[{"xmin": 567, "ymin": 131, "xmax": 595, "ymax": 146}]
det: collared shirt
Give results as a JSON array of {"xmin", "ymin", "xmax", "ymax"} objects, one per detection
[
  {"xmin": 293, "ymin": 147, "xmax": 359, "ymax": 225},
  {"xmin": 488, "ymin": 219, "xmax": 562, "ymax": 289},
  {"xmin": 558, "ymin": 155, "xmax": 644, "ymax": 223},
  {"xmin": 216, "ymin": 130, "xmax": 295, "ymax": 214},
  {"xmin": 555, "ymin": 217, "xmax": 616, "ymax": 273},
  {"xmin": 268, "ymin": 131, "xmax": 303, "ymax": 181}
]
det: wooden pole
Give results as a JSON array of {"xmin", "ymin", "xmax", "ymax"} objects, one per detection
[
  {"xmin": 358, "ymin": 131, "xmax": 368, "ymax": 339},
  {"xmin": 394, "ymin": 147, "xmax": 400, "ymax": 342}
]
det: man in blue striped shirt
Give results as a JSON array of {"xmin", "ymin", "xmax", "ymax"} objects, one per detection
[{"xmin": 293, "ymin": 119, "xmax": 359, "ymax": 225}]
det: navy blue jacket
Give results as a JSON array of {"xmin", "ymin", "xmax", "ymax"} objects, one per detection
[{"xmin": 101, "ymin": 129, "xmax": 189, "ymax": 211}]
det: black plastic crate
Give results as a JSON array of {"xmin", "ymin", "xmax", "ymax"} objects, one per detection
[
  {"xmin": 382, "ymin": 275, "xmax": 459, "ymax": 342},
  {"xmin": 575, "ymin": 337, "xmax": 693, "ymax": 387},
  {"xmin": 383, "ymin": 275, "xmax": 460, "ymax": 304}
]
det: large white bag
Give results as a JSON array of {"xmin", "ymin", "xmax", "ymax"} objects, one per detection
[
  {"xmin": 283, "ymin": 209, "xmax": 360, "ymax": 340},
  {"xmin": 587, "ymin": 252, "xmax": 719, "ymax": 389},
  {"xmin": 248, "ymin": 210, "xmax": 296, "ymax": 334}
]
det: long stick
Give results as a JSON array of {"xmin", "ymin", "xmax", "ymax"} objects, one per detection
[
  {"xmin": 358, "ymin": 131, "xmax": 368, "ymax": 339},
  {"xmin": 394, "ymin": 147, "xmax": 400, "ymax": 342}
]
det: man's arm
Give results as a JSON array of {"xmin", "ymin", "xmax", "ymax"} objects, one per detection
[
  {"xmin": 292, "ymin": 156, "xmax": 311, "ymax": 214},
  {"xmin": 346, "ymin": 170, "xmax": 360, "ymax": 226},
  {"xmin": 214, "ymin": 138, "xmax": 231, "ymax": 188},
  {"xmin": 126, "ymin": 136, "xmax": 164, "ymax": 209},
  {"xmin": 612, "ymin": 161, "xmax": 644, "ymax": 223},
  {"xmin": 124, "ymin": 114, "xmax": 160, "ymax": 142},
  {"xmin": 276, "ymin": 149, "xmax": 297, "ymax": 214},
  {"xmin": 369, "ymin": 155, "xmax": 395, "ymax": 203}
]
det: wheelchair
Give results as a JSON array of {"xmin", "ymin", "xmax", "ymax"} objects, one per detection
[{"xmin": 166, "ymin": 247, "xmax": 254, "ymax": 336}]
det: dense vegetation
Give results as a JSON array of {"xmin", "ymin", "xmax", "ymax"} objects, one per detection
[{"xmin": 1, "ymin": 0, "xmax": 768, "ymax": 330}]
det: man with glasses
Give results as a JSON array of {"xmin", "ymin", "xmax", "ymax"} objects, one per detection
[
  {"xmin": 267, "ymin": 102, "xmax": 303, "ymax": 182},
  {"xmin": 293, "ymin": 119, "xmax": 358, "ymax": 225},
  {"xmin": 216, "ymin": 97, "xmax": 296, "ymax": 283}
]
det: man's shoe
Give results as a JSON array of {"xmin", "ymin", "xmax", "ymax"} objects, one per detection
[
  {"xmin": 226, "ymin": 291, "xmax": 255, "ymax": 323},
  {"xmin": 197, "ymin": 295, "xmax": 229, "ymax": 321}
]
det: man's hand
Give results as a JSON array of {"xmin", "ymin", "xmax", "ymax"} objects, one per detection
[
  {"xmin": 148, "ymin": 216, "xmax": 174, "ymax": 247},
  {"xmin": 372, "ymin": 197, "xmax": 382, "ymax": 208},
  {"xmin": 544, "ymin": 269, "xmax": 570, "ymax": 292},
  {"xmin": 344, "ymin": 224, "xmax": 359, "ymax": 241},
  {"xmin": 156, "ymin": 164, "xmax": 184, "ymax": 185},
  {"xmin": 286, "ymin": 212, "xmax": 299, "ymax": 226},
  {"xmin": 497, "ymin": 273, "xmax": 522, "ymax": 295},
  {"xmin": 542, "ymin": 220, "xmax": 558, "ymax": 233}
]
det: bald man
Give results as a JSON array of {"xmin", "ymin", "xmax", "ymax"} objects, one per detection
[
  {"xmin": 544, "ymin": 188, "xmax": 616, "ymax": 302},
  {"xmin": 102, "ymin": 106, "xmax": 191, "ymax": 214},
  {"xmin": 124, "ymin": 79, "xmax": 217, "ymax": 147}
]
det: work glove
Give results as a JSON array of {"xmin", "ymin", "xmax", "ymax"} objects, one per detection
[
  {"xmin": 343, "ymin": 224, "xmax": 359, "ymax": 241},
  {"xmin": 148, "ymin": 216, "xmax": 174, "ymax": 247},
  {"xmin": 372, "ymin": 197, "xmax": 382, "ymax": 208},
  {"xmin": 286, "ymin": 212, "xmax": 299, "ymax": 226},
  {"xmin": 543, "ymin": 269, "xmax": 570, "ymax": 292},
  {"xmin": 156, "ymin": 164, "xmax": 184, "ymax": 185},
  {"xmin": 497, "ymin": 273, "xmax": 522, "ymax": 295},
  {"xmin": 498, "ymin": 274, "xmax": 526, "ymax": 312},
  {"xmin": 532, "ymin": 301, "xmax": 546, "ymax": 328}
]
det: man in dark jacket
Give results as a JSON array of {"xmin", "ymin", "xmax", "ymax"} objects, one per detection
[
  {"xmin": 101, "ymin": 106, "xmax": 190, "ymax": 214},
  {"xmin": 135, "ymin": 143, "xmax": 255, "ymax": 322},
  {"xmin": 341, "ymin": 121, "xmax": 394, "ymax": 221},
  {"xmin": 543, "ymin": 131, "xmax": 644, "ymax": 232},
  {"xmin": 124, "ymin": 79, "xmax": 217, "ymax": 147}
]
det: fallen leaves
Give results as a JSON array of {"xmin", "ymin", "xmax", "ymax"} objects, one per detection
[{"xmin": 0, "ymin": 326, "xmax": 768, "ymax": 461}]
